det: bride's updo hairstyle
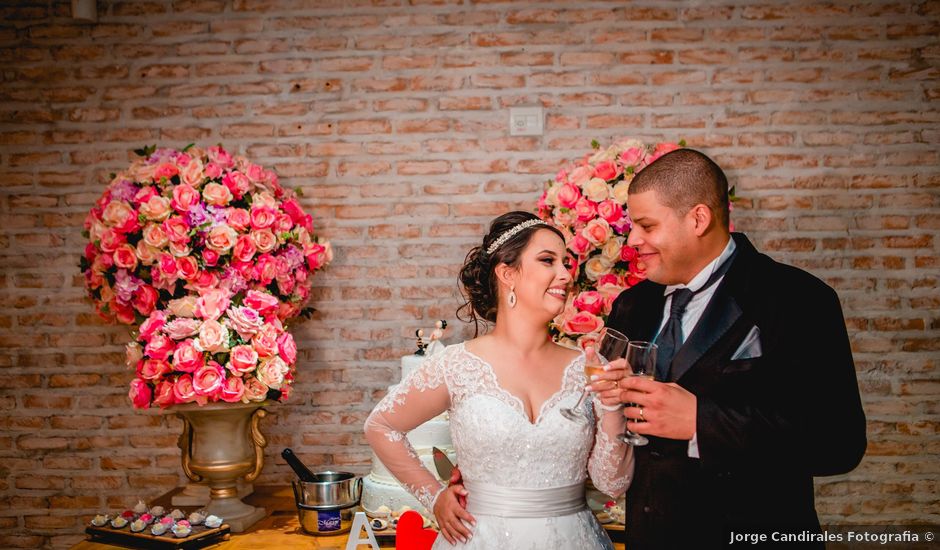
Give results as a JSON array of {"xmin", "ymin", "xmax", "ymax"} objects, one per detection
[{"xmin": 458, "ymin": 211, "xmax": 565, "ymax": 334}]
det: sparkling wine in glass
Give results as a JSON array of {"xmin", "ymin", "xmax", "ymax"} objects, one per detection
[
  {"xmin": 560, "ymin": 327, "xmax": 629, "ymax": 422},
  {"xmin": 619, "ymin": 341, "xmax": 658, "ymax": 446}
]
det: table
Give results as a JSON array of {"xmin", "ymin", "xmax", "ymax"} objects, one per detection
[{"xmin": 71, "ymin": 486, "xmax": 626, "ymax": 549}]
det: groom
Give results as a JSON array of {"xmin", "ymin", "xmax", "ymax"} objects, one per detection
[{"xmin": 595, "ymin": 149, "xmax": 867, "ymax": 548}]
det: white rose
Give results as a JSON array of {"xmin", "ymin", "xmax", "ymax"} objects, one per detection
[{"xmin": 582, "ymin": 177, "xmax": 610, "ymax": 202}]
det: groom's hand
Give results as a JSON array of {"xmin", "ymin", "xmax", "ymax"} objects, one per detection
[{"xmin": 619, "ymin": 376, "xmax": 697, "ymax": 440}]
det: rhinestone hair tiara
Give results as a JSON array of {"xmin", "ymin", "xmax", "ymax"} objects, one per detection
[{"xmin": 485, "ymin": 219, "xmax": 548, "ymax": 255}]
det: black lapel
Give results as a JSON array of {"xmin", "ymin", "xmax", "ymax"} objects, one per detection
[
  {"xmin": 621, "ymin": 281, "xmax": 666, "ymax": 342},
  {"xmin": 669, "ymin": 233, "xmax": 755, "ymax": 382}
]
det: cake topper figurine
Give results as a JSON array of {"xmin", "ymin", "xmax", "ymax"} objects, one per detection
[
  {"xmin": 413, "ymin": 321, "xmax": 448, "ymax": 356},
  {"xmin": 414, "ymin": 329, "xmax": 427, "ymax": 356}
]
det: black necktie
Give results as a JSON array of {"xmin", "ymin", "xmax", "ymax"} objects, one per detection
[
  {"xmin": 654, "ymin": 247, "xmax": 738, "ymax": 381},
  {"xmin": 654, "ymin": 289, "xmax": 694, "ymax": 381}
]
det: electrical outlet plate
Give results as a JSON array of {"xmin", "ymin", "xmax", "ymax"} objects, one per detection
[{"xmin": 509, "ymin": 106, "xmax": 543, "ymax": 136}]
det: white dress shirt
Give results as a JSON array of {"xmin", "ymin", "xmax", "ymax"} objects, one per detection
[{"xmin": 655, "ymin": 237, "xmax": 736, "ymax": 458}]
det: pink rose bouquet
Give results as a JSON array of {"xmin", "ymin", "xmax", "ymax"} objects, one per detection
[
  {"xmin": 537, "ymin": 138, "xmax": 687, "ymax": 349},
  {"xmin": 80, "ymin": 144, "xmax": 332, "ymax": 325},
  {"xmin": 127, "ymin": 288, "xmax": 298, "ymax": 408}
]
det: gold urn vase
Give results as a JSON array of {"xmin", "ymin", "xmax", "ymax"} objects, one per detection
[{"xmin": 173, "ymin": 400, "xmax": 269, "ymax": 532}]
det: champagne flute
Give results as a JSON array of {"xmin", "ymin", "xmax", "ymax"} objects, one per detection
[
  {"xmin": 619, "ymin": 341, "xmax": 658, "ymax": 446},
  {"xmin": 560, "ymin": 327, "xmax": 629, "ymax": 422}
]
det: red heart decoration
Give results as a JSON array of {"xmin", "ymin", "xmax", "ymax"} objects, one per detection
[{"xmin": 395, "ymin": 510, "xmax": 438, "ymax": 550}]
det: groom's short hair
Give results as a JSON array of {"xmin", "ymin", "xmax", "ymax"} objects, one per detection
[{"xmin": 629, "ymin": 148, "xmax": 730, "ymax": 229}]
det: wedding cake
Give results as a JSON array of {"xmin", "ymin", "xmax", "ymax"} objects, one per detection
[{"xmin": 361, "ymin": 338, "xmax": 457, "ymax": 518}]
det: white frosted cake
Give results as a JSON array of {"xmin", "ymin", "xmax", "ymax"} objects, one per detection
[{"xmin": 362, "ymin": 343, "xmax": 457, "ymax": 517}]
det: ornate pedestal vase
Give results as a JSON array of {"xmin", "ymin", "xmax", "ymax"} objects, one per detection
[{"xmin": 173, "ymin": 401, "xmax": 269, "ymax": 532}]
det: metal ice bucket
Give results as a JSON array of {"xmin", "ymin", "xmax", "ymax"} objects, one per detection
[{"xmin": 291, "ymin": 471, "xmax": 362, "ymax": 535}]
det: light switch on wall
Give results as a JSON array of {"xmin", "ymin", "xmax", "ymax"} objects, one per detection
[{"xmin": 509, "ymin": 106, "xmax": 544, "ymax": 136}]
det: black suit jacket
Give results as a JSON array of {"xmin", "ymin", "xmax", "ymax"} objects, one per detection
[{"xmin": 606, "ymin": 233, "xmax": 867, "ymax": 549}]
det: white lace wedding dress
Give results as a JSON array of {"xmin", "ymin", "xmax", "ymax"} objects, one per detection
[{"xmin": 365, "ymin": 342, "xmax": 634, "ymax": 549}]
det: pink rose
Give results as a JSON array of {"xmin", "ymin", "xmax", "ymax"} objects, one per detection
[
  {"xmin": 594, "ymin": 160, "xmax": 620, "ymax": 181},
  {"xmin": 256, "ymin": 356, "xmax": 289, "ymax": 390},
  {"xmin": 98, "ymin": 229, "xmax": 124, "ymax": 253},
  {"xmin": 582, "ymin": 218, "xmax": 612, "ymax": 246},
  {"xmin": 207, "ymin": 145, "xmax": 234, "ymax": 169},
  {"xmin": 205, "ymin": 224, "xmax": 238, "ymax": 253},
  {"xmin": 597, "ymin": 200, "xmax": 624, "ymax": 224},
  {"xmin": 187, "ymin": 270, "xmax": 220, "ymax": 294},
  {"xmin": 573, "ymin": 291, "xmax": 604, "ymax": 315},
  {"xmin": 129, "ymin": 378, "xmax": 152, "ymax": 409},
  {"xmin": 562, "ymin": 311, "xmax": 604, "ymax": 335},
  {"xmin": 171, "ymin": 184, "xmax": 201, "ymax": 213},
  {"xmin": 222, "ymin": 171, "xmax": 250, "ymax": 199},
  {"xmin": 569, "ymin": 233, "xmax": 592, "ymax": 256},
  {"xmin": 177, "ymin": 256, "xmax": 199, "ymax": 280},
  {"xmin": 249, "ymin": 206, "xmax": 277, "ymax": 230},
  {"xmin": 226, "ymin": 305, "xmax": 263, "ymax": 340},
  {"xmin": 573, "ymin": 198, "xmax": 597, "ymax": 222},
  {"xmin": 132, "ymin": 285, "xmax": 159, "ymax": 316},
  {"xmin": 180, "ymin": 159, "xmax": 204, "ymax": 187},
  {"xmin": 251, "ymin": 324, "xmax": 279, "ymax": 358},
  {"xmin": 597, "ymin": 273, "xmax": 620, "ymax": 287},
  {"xmin": 255, "ymin": 254, "xmax": 278, "ymax": 285},
  {"xmin": 205, "ymin": 162, "xmax": 222, "ymax": 180},
  {"xmin": 274, "ymin": 212, "xmax": 294, "ymax": 233},
  {"xmin": 102, "ymin": 201, "xmax": 137, "ymax": 233},
  {"xmin": 251, "ymin": 229, "xmax": 277, "ymax": 253},
  {"xmin": 134, "ymin": 185, "xmax": 158, "ymax": 204},
  {"xmin": 158, "ymin": 253, "xmax": 178, "ymax": 278},
  {"xmin": 281, "ymin": 198, "xmax": 306, "ymax": 224},
  {"xmin": 232, "ymin": 235, "xmax": 256, "ymax": 263},
  {"xmin": 164, "ymin": 318, "xmax": 201, "ymax": 340},
  {"xmin": 277, "ymin": 332, "xmax": 297, "ymax": 364},
  {"xmin": 144, "ymin": 334, "xmax": 175, "ymax": 361},
  {"xmin": 228, "ymin": 345, "xmax": 259, "ymax": 375},
  {"xmin": 243, "ymin": 376, "xmax": 268, "ymax": 402},
  {"xmin": 153, "ymin": 380, "xmax": 176, "ymax": 408},
  {"xmin": 244, "ymin": 290, "xmax": 280, "ymax": 314},
  {"xmin": 139, "ymin": 358, "xmax": 172, "ymax": 381},
  {"xmin": 201, "ymin": 249, "xmax": 220, "ymax": 267},
  {"xmin": 619, "ymin": 147, "xmax": 645, "ymax": 167},
  {"xmin": 135, "ymin": 241, "xmax": 160, "ymax": 265},
  {"xmin": 172, "ymin": 339, "xmax": 204, "ymax": 373},
  {"xmin": 167, "ymin": 296, "xmax": 197, "ymax": 318},
  {"xmin": 162, "ymin": 216, "xmax": 190, "ymax": 243},
  {"xmin": 193, "ymin": 362, "xmax": 225, "ymax": 397},
  {"xmin": 576, "ymin": 332, "xmax": 602, "ymax": 352},
  {"xmin": 113, "ymin": 244, "xmax": 138, "ymax": 270},
  {"xmin": 173, "ymin": 374, "xmax": 197, "ymax": 403},
  {"xmin": 649, "ymin": 142, "xmax": 681, "ymax": 163},
  {"xmin": 568, "ymin": 165, "xmax": 594, "ymax": 187},
  {"xmin": 556, "ymin": 183, "xmax": 582, "ymax": 209},
  {"xmin": 139, "ymin": 195, "xmax": 172, "ymax": 221},
  {"xmin": 202, "ymin": 182, "xmax": 233, "ymax": 206},
  {"xmin": 139, "ymin": 311, "xmax": 166, "ymax": 340},
  {"xmin": 195, "ymin": 319, "xmax": 229, "ymax": 353},
  {"xmin": 113, "ymin": 302, "xmax": 136, "ymax": 324},
  {"xmin": 220, "ymin": 376, "xmax": 245, "ymax": 403},
  {"xmin": 245, "ymin": 163, "xmax": 265, "ymax": 183},
  {"xmin": 142, "ymin": 224, "xmax": 169, "ymax": 248},
  {"xmin": 227, "ymin": 208, "xmax": 250, "ymax": 232},
  {"xmin": 194, "ymin": 289, "xmax": 231, "ymax": 321},
  {"xmin": 153, "ymin": 163, "xmax": 179, "ymax": 180},
  {"xmin": 621, "ymin": 245, "xmax": 638, "ymax": 263}
]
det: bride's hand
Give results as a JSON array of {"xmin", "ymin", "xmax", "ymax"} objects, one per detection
[
  {"xmin": 592, "ymin": 357, "xmax": 627, "ymax": 407},
  {"xmin": 433, "ymin": 484, "xmax": 475, "ymax": 545}
]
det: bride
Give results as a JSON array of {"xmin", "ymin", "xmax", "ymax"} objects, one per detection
[{"xmin": 365, "ymin": 211, "xmax": 634, "ymax": 548}]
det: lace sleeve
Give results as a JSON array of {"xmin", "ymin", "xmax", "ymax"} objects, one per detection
[
  {"xmin": 364, "ymin": 352, "xmax": 450, "ymax": 513},
  {"xmin": 587, "ymin": 397, "xmax": 634, "ymax": 498}
]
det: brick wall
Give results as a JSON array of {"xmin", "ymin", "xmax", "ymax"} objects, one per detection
[{"xmin": 1, "ymin": 0, "xmax": 938, "ymax": 547}]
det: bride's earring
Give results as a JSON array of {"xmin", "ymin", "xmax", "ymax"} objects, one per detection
[{"xmin": 508, "ymin": 285, "xmax": 516, "ymax": 308}]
